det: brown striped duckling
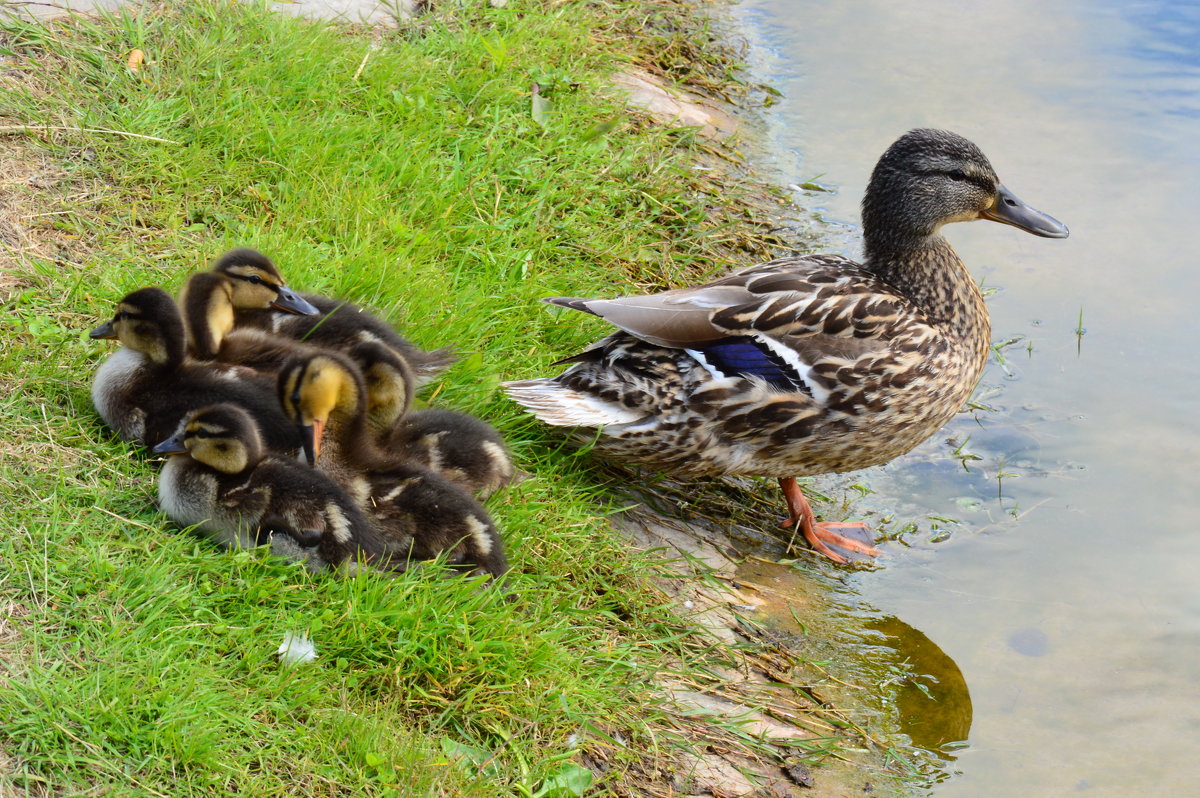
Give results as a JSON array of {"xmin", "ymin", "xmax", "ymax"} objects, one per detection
[
  {"xmin": 180, "ymin": 265, "xmax": 322, "ymax": 375},
  {"xmin": 89, "ymin": 287, "xmax": 303, "ymax": 453},
  {"xmin": 349, "ymin": 341, "xmax": 515, "ymax": 498},
  {"xmin": 504, "ymin": 129, "xmax": 1068, "ymax": 563},
  {"xmin": 215, "ymin": 249, "xmax": 456, "ymax": 385},
  {"xmin": 276, "ymin": 350, "xmax": 508, "ymax": 577},
  {"xmin": 153, "ymin": 403, "xmax": 399, "ymax": 573},
  {"xmin": 179, "ymin": 249, "xmax": 320, "ymax": 370}
]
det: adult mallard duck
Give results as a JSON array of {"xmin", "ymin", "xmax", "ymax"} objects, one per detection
[{"xmin": 503, "ymin": 129, "xmax": 1068, "ymax": 563}]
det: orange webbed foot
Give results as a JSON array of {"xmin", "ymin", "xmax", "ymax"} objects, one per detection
[{"xmin": 778, "ymin": 478, "xmax": 880, "ymax": 564}]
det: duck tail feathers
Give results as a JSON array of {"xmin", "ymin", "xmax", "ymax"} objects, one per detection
[
  {"xmin": 543, "ymin": 297, "xmax": 599, "ymax": 316},
  {"xmin": 502, "ymin": 378, "xmax": 641, "ymax": 427}
]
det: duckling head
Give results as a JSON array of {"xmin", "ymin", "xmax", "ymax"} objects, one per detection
[
  {"xmin": 348, "ymin": 341, "xmax": 416, "ymax": 431},
  {"xmin": 89, "ymin": 287, "xmax": 186, "ymax": 366},
  {"xmin": 277, "ymin": 352, "xmax": 363, "ymax": 464},
  {"xmin": 861, "ymin": 129, "xmax": 1068, "ymax": 258},
  {"xmin": 209, "ymin": 248, "xmax": 319, "ymax": 316},
  {"xmin": 152, "ymin": 403, "xmax": 263, "ymax": 474}
]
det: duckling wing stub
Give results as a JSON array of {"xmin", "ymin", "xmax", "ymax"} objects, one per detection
[{"xmin": 260, "ymin": 512, "xmax": 322, "ymax": 548}]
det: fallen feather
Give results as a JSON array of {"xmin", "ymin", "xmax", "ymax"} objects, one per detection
[{"xmin": 278, "ymin": 631, "xmax": 317, "ymax": 666}]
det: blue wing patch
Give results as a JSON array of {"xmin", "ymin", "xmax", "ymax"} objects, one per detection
[{"xmin": 693, "ymin": 337, "xmax": 810, "ymax": 394}]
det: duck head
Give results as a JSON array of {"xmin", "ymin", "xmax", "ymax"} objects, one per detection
[
  {"xmin": 89, "ymin": 287, "xmax": 186, "ymax": 366},
  {"xmin": 862, "ymin": 128, "xmax": 1068, "ymax": 258},
  {"xmin": 347, "ymin": 341, "xmax": 416, "ymax": 432},
  {"xmin": 152, "ymin": 403, "xmax": 264, "ymax": 474},
  {"xmin": 277, "ymin": 352, "xmax": 364, "ymax": 465},
  {"xmin": 209, "ymin": 248, "xmax": 319, "ymax": 316}
]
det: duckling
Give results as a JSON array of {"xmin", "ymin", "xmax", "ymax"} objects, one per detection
[
  {"xmin": 180, "ymin": 268, "xmax": 323, "ymax": 374},
  {"xmin": 349, "ymin": 341, "xmax": 515, "ymax": 498},
  {"xmin": 153, "ymin": 403, "xmax": 399, "ymax": 573},
  {"xmin": 216, "ymin": 249, "xmax": 456, "ymax": 385},
  {"xmin": 89, "ymin": 287, "xmax": 303, "ymax": 453},
  {"xmin": 180, "ymin": 250, "xmax": 319, "ymax": 361},
  {"xmin": 504, "ymin": 129, "xmax": 1069, "ymax": 563},
  {"xmin": 276, "ymin": 350, "xmax": 508, "ymax": 577}
]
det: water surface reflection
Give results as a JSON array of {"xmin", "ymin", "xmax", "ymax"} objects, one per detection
[{"xmin": 865, "ymin": 616, "xmax": 972, "ymax": 756}]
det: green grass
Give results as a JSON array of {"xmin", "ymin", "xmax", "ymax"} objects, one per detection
[{"xmin": 0, "ymin": 1, "xmax": 895, "ymax": 794}]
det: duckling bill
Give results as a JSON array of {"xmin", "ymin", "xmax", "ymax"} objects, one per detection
[{"xmin": 504, "ymin": 129, "xmax": 1068, "ymax": 564}]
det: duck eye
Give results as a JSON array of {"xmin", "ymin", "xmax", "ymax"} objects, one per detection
[
  {"xmin": 249, "ymin": 274, "xmax": 263, "ymax": 285},
  {"xmin": 948, "ymin": 169, "xmax": 967, "ymax": 182}
]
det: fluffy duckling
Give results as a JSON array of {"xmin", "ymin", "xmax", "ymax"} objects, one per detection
[
  {"xmin": 180, "ymin": 268, "xmax": 322, "ymax": 374},
  {"xmin": 179, "ymin": 251, "xmax": 320, "ymax": 372},
  {"xmin": 217, "ymin": 249, "xmax": 456, "ymax": 386},
  {"xmin": 276, "ymin": 350, "xmax": 508, "ymax": 577},
  {"xmin": 153, "ymin": 404, "xmax": 399, "ymax": 573},
  {"xmin": 89, "ymin": 287, "xmax": 302, "ymax": 453},
  {"xmin": 349, "ymin": 341, "xmax": 515, "ymax": 498}
]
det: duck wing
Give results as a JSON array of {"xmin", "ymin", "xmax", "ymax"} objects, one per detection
[
  {"xmin": 547, "ymin": 255, "xmax": 921, "ymax": 394},
  {"xmin": 550, "ymin": 256, "xmax": 914, "ymax": 343}
]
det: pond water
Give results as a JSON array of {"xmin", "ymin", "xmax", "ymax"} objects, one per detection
[{"xmin": 731, "ymin": 0, "xmax": 1200, "ymax": 794}]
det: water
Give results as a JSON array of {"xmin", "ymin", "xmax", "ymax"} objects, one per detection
[{"xmin": 731, "ymin": 0, "xmax": 1200, "ymax": 794}]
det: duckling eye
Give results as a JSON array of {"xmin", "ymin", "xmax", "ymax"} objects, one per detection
[
  {"xmin": 249, "ymin": 274, "xmax": 263, "ymax": 285},
  {"xmin": 948, "ymin": 169, "xmax": 967, "ymax": 182}
]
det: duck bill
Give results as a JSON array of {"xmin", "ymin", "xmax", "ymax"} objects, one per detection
[
  {"xmin": 981, "ymin": 184, "xmax": 1070, "ymax": 239},
  {"xmin": 152, "ymin": 433, "xmax": 188, "ymax": 455},
  {"xmin": 89, "ymin": 320, "xmax": 117, "ymax": 340},
  {"xmin": 271, "ymin": 287, "xmax": 320, "ymax": 316},
  {"xmin": 299, "ymin": 418, "xmax": 324, "ymax": 464}
]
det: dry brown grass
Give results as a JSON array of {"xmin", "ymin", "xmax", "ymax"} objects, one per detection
[{"xmin": 0, "ymin": 45, "xmax": 120, "ymax": 303}]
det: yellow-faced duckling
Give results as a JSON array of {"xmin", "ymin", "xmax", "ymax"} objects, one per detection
[
  {"xmin": 350, "ymin": 341, "xmax": 515, "ymax": 498},
  {"xmin": 179, "ymin": 251, "xmax": 320, "ymax": 370},
  {"xmin": 154, "ymin": 404, "xmax": 401, "ymax": 573},
  {"xmin": 276, "ymin": 350, "xmax": 508, "ymax": 577},
  {"xmin": 180, "ymin": 266, "xmax": 322, "ymax": 374},
  {"xmin": 216, "ymin": 249, "xmax": 456, "ymax": 385},
  {"xmin": 89, "ymin": 287, "xmax": 303, "ymax": 453},
  {"xmin": 504, "ymin": 129, "xmax": 1069, "ymax": 563}
]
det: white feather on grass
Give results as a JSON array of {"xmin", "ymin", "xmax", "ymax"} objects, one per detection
[{"xmin": 277, "ymin": 631, "xmax": 318, "ymax": 666}]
